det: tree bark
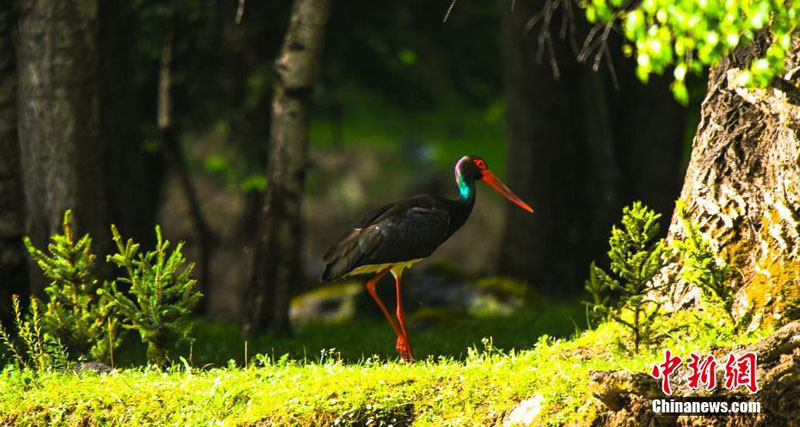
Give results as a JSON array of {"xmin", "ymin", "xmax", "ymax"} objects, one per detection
[
  {"xmin": 499, "ymin": 0, "xmax": 593, "ymax": 293},
  {"xmin": 0, "ymin": 2, "xmax": 29, "ymax": 322},
  {"xmin": 498, "ymin": 0, "xmax": 685, "ymax": 293},
  {"xmin": 100, "ymin": 0, "xmax": 164, "ymax": 249},
  {"xmin": 244, "ymin": 0, "xmax": 330, "ymax": 335},
  {"xmin": 17, "ymin": 0, "xmax": 110, "ymax": 294},
  {"xmin": 666, "ymin": 32, "xmax": 800, "ymax": 329},
  {"xmin": 157, "ymin": 1, "xmax": 215, "ymax": 314}
]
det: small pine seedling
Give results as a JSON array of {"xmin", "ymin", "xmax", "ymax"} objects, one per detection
[
  {"xmin": 106, "ymin": 225, "xmax": 202, "ymax": 367},
  {"xmin": 672, "ymin": 202, "xmax": 736, "ymax": 326},
  {"xmin": 584, "ymin": 202, "xmax": 672, "ymax": 352},
  {"xmin": 583, "ymin": 261, "xmax": 615, "ymax": 328},
  {"xmin": 23, "ymin": 210, "xmax": 119, "ymax": 362}
]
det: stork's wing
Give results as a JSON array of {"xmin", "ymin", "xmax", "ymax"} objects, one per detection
[{"xmin": 321, "ymin": 196, "xmax": 451, "ymax": 281}]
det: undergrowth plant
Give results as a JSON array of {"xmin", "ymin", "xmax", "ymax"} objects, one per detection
[
  {"xmin": 0, "ymin": 295, "xmax": 68, "ymax": 372},
  {"xmin": 106, "ymin": 225, "xmax": 201, "ymax": 367},
  {"xmin": 583, "ymin": 261, "xmax": 614, "ymax": 327},
  {"xmin": 672, "ymin": 202, "xmax": 738, "ymax": 326},
  {"xmin": 22, "ymin": 210, "xmax": 118, "ymax": 362},
  {"xmin": 584, "ymin": 202, "xmax": 672, "ymax": 352}
]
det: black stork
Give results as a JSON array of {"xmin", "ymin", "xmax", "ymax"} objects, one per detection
[{"xmin": 321, "ymin": 155, "xmax": 534, "ymax": 362}]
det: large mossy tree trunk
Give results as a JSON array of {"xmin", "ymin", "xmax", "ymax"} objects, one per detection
[
  {"xmin": 17, "ymin": 0, "xmax": 111, "ymax": 293},
  {"xmin": 244, "ymin": 0, "xmax": 330, "ymax": 335},
  {"xmin": 0, "ymin": 2, "xmax": 29, "ymax": 322},
  {"xmin": 498, "ymin": 0, "xmax": 686, "ymax": 294},
  {"xmin": 666, "ymin": 32, "xmax": 800, "ymax": 328}
]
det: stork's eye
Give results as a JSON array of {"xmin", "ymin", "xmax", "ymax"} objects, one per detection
[{"xmin": 473, "ymin": 159, "xmax": 486, "ymax": 169}]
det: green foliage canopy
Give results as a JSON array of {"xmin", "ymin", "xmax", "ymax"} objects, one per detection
[{"xmin": 583, "ymin": 0, "xmax": 799, "ymax": 103}]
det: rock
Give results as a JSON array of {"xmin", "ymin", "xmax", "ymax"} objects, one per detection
[
  {"xmin": 469, "ymin": 277, "xmax": 529, "ymax": 316},
  {"xmin": 290, "ymin": 282, "xmax": 361, "ymax": 325},
  {"xmin": 73, "ymin": 361, "xmax": 112, "ymax": 374},
  {"xmin": 503, "ymin": 395, "xmax": 545, "ymax": 426},
  {"xmin": 407, "ymin": 307, "xmax": 474, "ymax": 330},
  {"xmin": 304, "ymin": 265, "xmax": 531, "ymax": 324},
  {"xmin": 590, "ymin": 371, "xmax": 663, "ymax": 411},
  {"xmin": 589, "ymin": 320, "xmax": 800, "ymax": 426},
  {"xmin": 402, "ymin": 266, "xmax": 528, "ymax": 318}
]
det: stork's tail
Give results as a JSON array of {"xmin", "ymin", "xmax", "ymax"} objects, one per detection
[{"xmin": 320, "ymin": 230, "xmax": 362, "ymax": 281}]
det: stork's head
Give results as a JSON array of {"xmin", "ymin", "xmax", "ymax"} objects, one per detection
[{"xmin": 455, "ymin": 155, "xmax": 534, "ymax": 213}]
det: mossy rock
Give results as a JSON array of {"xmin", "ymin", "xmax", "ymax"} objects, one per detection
[
  {"xmin": 408, "ymin": 307, "xmax": 475, "ymax": 329},
  {"xmin": 474, "ymin": 276, "xmax": 543, "ymax": 303},
  {"xmin": 290, "ymin": 282, "xmax": 362, "ymax": 325},
  {"xmin": 417, "ymin": 261, "xmax": 472, "ymax": 281}
]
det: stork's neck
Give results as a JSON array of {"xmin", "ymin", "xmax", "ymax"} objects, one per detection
[
  {"xmin": 446, "ymin": 166, "xmax": 477, "ymax": 238},
  {"xmin": 455, "ymin": 166, "xmax": 476, "ymax": 201}
]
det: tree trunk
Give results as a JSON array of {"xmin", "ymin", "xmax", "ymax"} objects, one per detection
[
  {"xmin": 498, "ymin": 0, "xmax": 685, "ymax": 293},
  {"xmin": 99, "ymin": 0, "xmax": 164, "ymax": 249},
  {"xmin": 499, "ymin": 0, "xmax": 595, "ymax": 294},
  {"xmin": 157, "ymin": 1, "xmax": 215, "ymax": 314},
  {"xmin": 0, "ymin": 2, "xmax": 29, "ymax": 322},
  {"xmin": 244, "ymin": 0, "xmax": 330, "ymax": 335},
  {"xmin": 17, "ymin": 0, "xmax": 110, "ymax": 293},
  {"xmin": 666, "ymin": 31, "xmax": 800, "ymax": 329}
]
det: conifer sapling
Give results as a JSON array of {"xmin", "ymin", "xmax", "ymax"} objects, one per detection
[
  {"xmin": 585, "ymin": 202, "xmax": 672, "ymax": 352},
  {"xmin": 22, "ymin": 210, "xmax": 118, "ymax": 362},
  {"xmin": 106, "ymin": 225, "xmax": 201, "ymax": 367},
  {"xmin": 673, "ymin": 202, "xmax": 735, "ymax": 325}
]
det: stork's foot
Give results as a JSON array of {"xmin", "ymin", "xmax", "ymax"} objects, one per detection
[{"xmin": 396, "ymin": 335, "xmax": 414, "ymax": 363}]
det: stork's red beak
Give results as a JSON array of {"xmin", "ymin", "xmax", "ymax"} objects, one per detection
[{"xmin": 481, "ymin": 170, "xmax": 534, "ymax": 213}]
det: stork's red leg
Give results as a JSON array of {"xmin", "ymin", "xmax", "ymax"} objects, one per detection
[
  {"xmin": 393, "ymin": 272, "xmax": 414, "ymax": 362},
  {"xmin": 365, "ymin": 267, "xmax": 407, "ymax": 360}
]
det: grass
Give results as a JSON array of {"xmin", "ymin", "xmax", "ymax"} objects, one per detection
[
  {"xmin": 114, "ymin": 294, "xmax": 584, "ymax": 367},
  {"xmin": 0, "ymin": 295, "xmax": 769, "ymax": 426}
]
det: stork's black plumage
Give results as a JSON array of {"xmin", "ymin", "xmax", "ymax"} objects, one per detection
[
  {"xmin": 320, "ymin": 155, "xmax": 533, "ymax": 362},
  {"xmin": 321, "ymin": 194, "xmax": 474, "ymax": 281}
]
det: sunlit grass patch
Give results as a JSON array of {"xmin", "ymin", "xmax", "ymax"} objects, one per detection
[{"xmin": 0, "ymin": 304, "xmax": 767, "ymax": 426}]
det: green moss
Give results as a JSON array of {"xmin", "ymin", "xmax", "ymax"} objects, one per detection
[
  {"xmin": 416, "ymin": 261, "xmax": 471, "ymax": 282},
  {"xmin": 721, "ymin": 208, "xmax": 800, "ymax": 329},
  {"xmin": 745, "ymin": 254, "xmax": 800, "ymax": 327},
  {"xmin": 289, "ymin": 282, "xmax": 362, "ymax": 311},
  {"xmin": 474, "ymin": 276, "xmax": 531, "ymax": 299},
  {"xmin": 407, "ymin": 307, "xmax": 475, "ymax": 326}
]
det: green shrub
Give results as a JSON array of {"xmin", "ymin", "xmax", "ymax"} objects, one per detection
[
  {"xmin": 22, "ymin": 211, "xmax": 118, "ymax": 362},
  {"xmin": 582, "ymin": 261, "xmax": 614, "ymax": 327},
  {"xmin": 106, "ymin": 225, "xmax": 202, "ymax": 367},
  {"xmin": 672, "ymin": 202, "xmax": 737, "ymax": 326},
  {"xmin": 584, "ymin": 202, "xmax": 672, "ymax": 352},
  {"xmin": 0, "ymin": 295, "xmax": 68, "ymax": 372}
]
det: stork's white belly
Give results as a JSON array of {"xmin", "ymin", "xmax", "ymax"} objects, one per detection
[{"xmin": 344, "ymin": 258, "xmax": 423, "ymax": 278}]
